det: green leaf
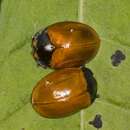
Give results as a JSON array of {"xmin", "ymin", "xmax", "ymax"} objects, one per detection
[{"xmin": 0, "ymin": 0, "xmax": 130, "ymax": 130}]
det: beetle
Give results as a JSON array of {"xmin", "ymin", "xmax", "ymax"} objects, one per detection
[
  {"xmin": 32, "ymin": 21, "xmax": 100, "ymax": 69},
  {"xmin": 31, "ymin": 67, "xmax": 97, "ymax": 118}
]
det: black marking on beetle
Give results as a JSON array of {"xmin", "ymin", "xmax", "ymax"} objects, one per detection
[
  {"xmin": 82, "ymin": 67, "xmax": 97, "ymax": 102},
  {"xmin": 32, "ymin": 29, "xmax": 55, "ymax": 68},
  {"xmin": 111, "ymin": 50, "xmax": 126, "ymax": 67},
  {"xmin": 89, "ymin": 114, "xmax": 102, "ymax": 129}
]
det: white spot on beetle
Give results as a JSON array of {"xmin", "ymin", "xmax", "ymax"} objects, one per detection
[{"xmin": 44, "ymin": 44, "xmax": 55, "ymax": 51}]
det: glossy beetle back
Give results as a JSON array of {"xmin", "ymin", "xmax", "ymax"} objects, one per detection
[
  {"xmin": 32, "ymin": 21, "xmax": 100, "ymax": 69},
  {"xmin": 31, "ymin": 67, "xmax": 97, "ymax": 118}
]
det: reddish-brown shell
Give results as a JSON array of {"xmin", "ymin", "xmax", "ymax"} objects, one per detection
[
  {"xmin": 48, "ymin": 22, "xmax": 100, "ymax": 68},
  {"xmin": 32, "ymin": 21, "xmax": 100, "ymax": 69},
  {"xmin": 31, "ymin": 68, "xmax": 95, "ymax": 118}
]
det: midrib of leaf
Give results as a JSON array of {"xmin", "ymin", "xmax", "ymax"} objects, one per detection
[
  {"xmin": 78, "ymin": 0, "xmax": 84, "ymax": 22},
  {"xmin": 80, "ymin": 110, "xmax": 84, "ymax": 130},
  {"xmin": 78, "ymin": 0, "xmax": 85, "ymax": 130}
]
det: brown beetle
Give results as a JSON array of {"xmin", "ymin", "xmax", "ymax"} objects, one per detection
[
  {"xmin": 32, "ymin": 21, "xmax": 100, "ymax": 69},
  {"xmin": 31, "ymin": 67, "xmax": 97, "ymax": 118}
]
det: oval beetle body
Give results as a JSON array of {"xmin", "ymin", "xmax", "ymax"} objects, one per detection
[
  {"xmin": 31, "ymin": 67, "xmax": 97, "ymax": 118},
  {"xmin": 32, "ymin": 21, "xmax": 100, "ymax": 69}
]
